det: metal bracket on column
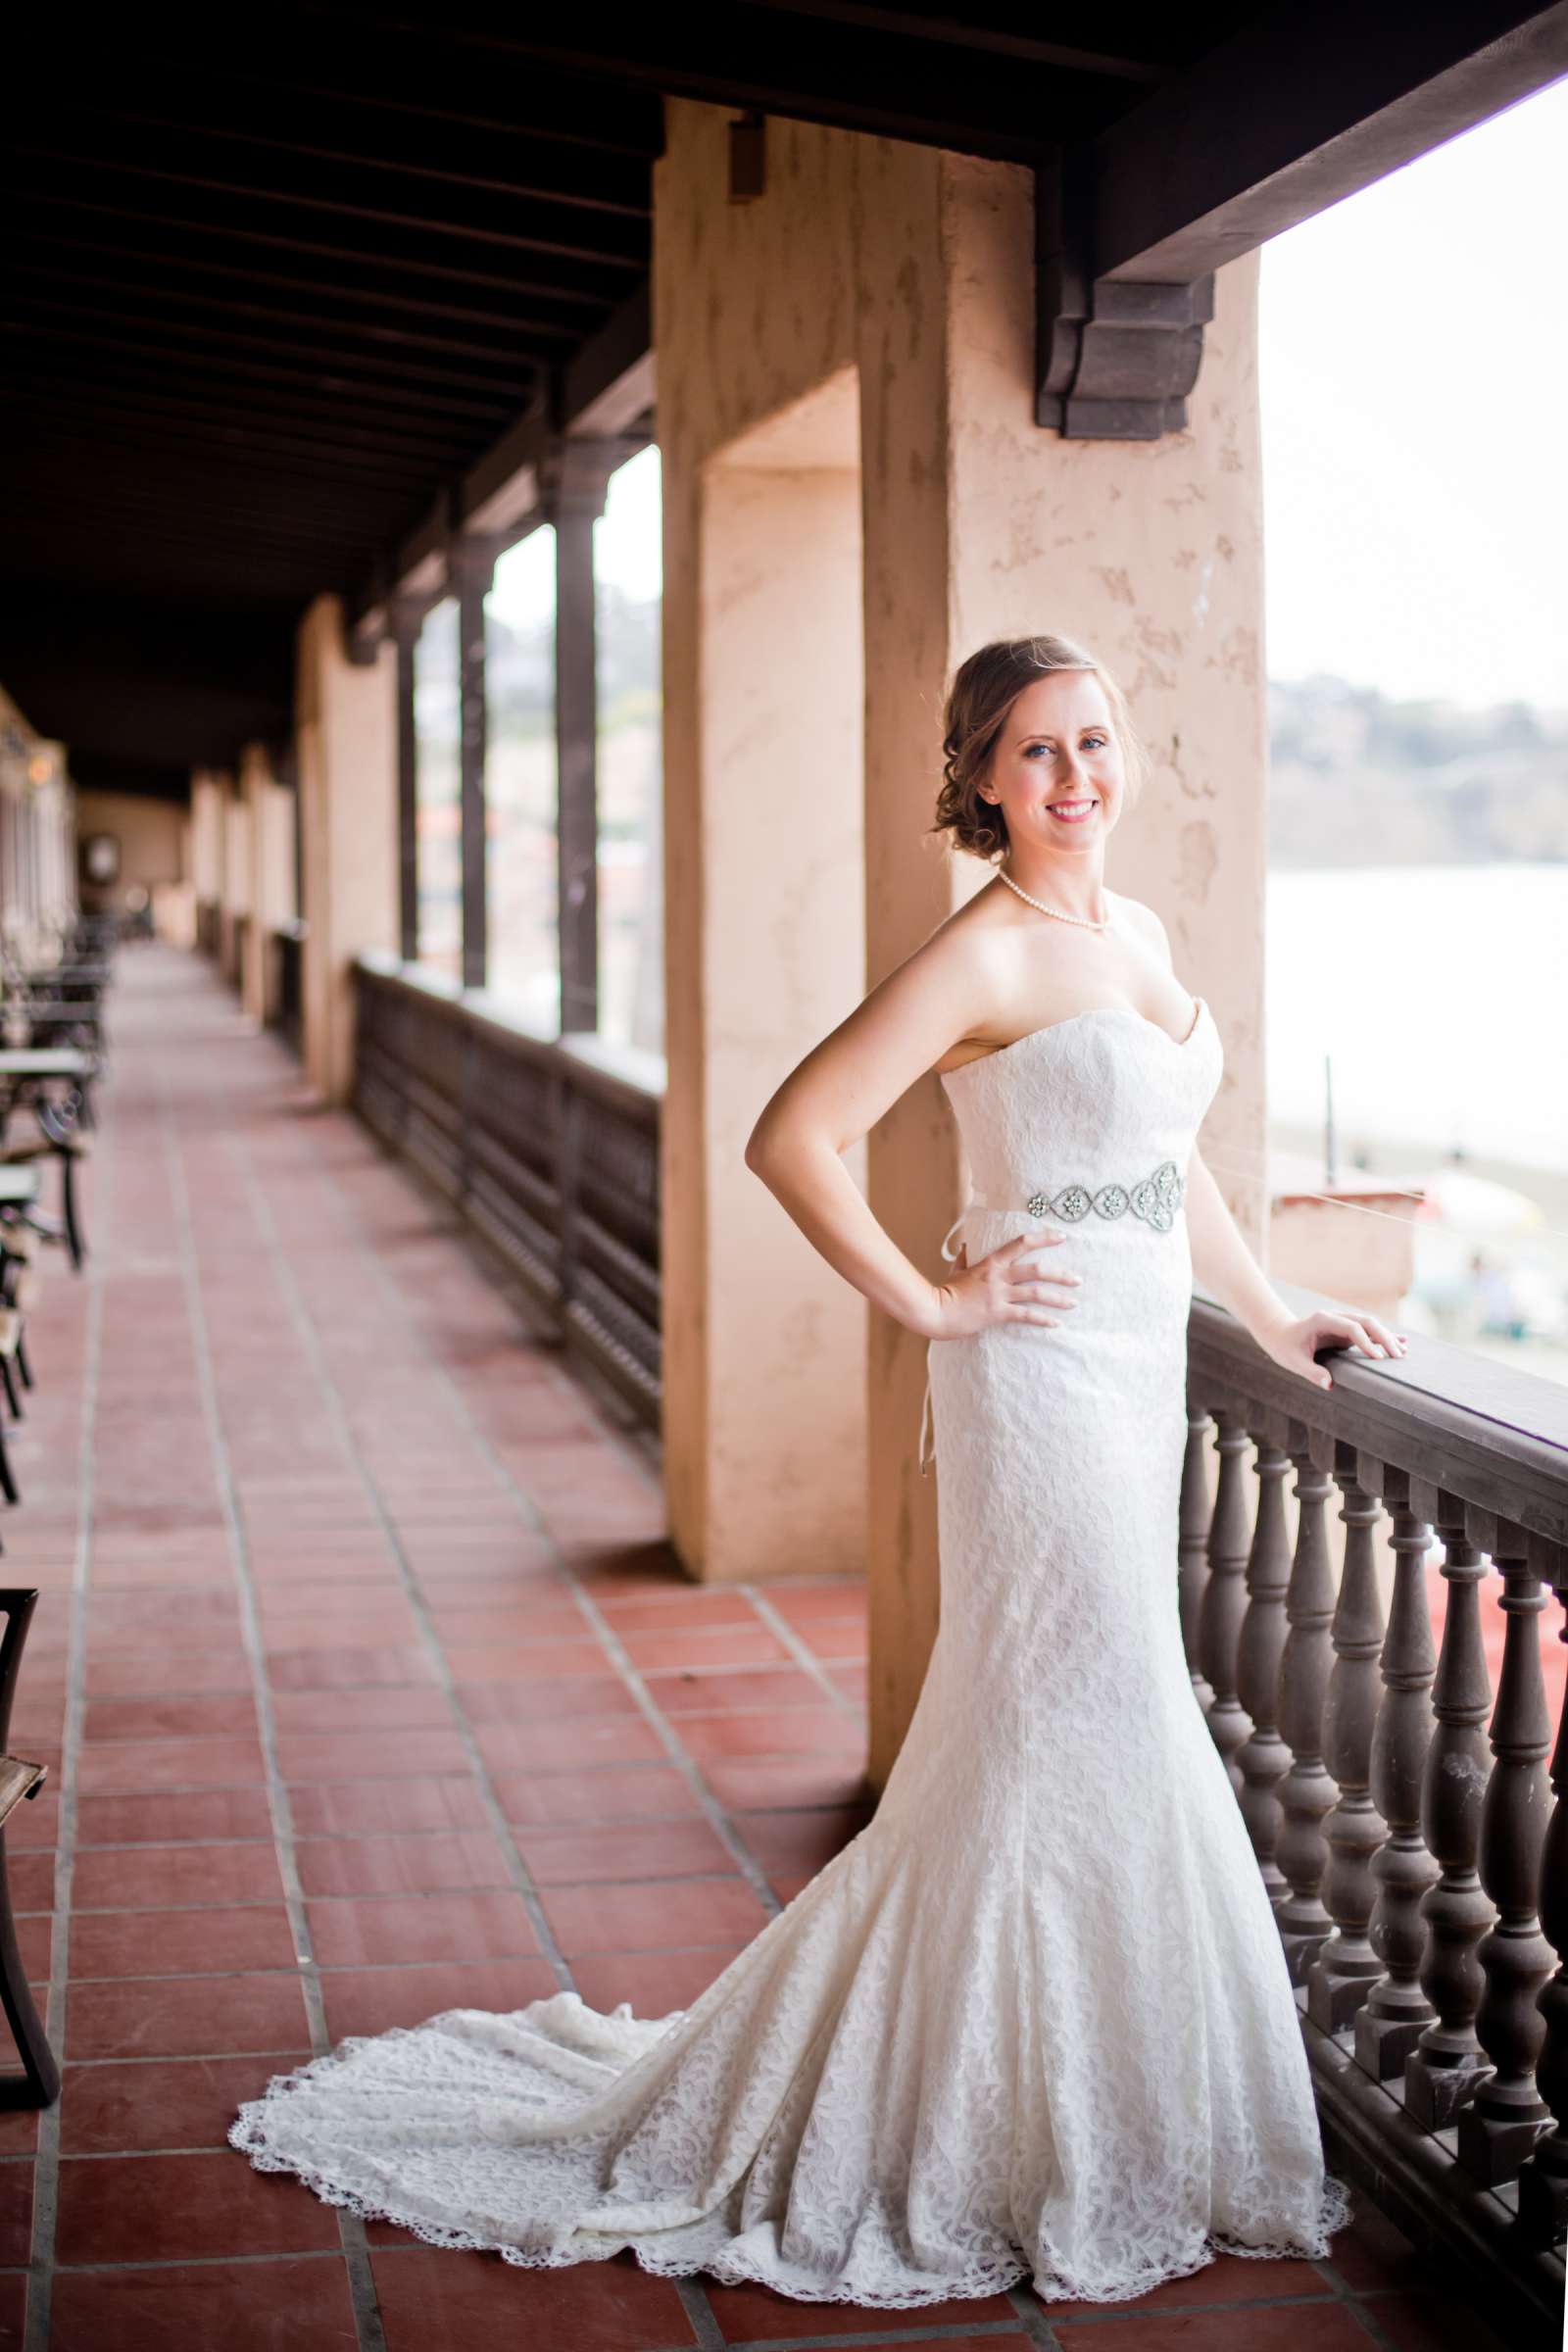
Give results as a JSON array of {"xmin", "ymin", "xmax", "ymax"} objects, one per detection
[{"xmin": 1036, "ymin": 149, "xmax": 1214, "ymax": 441}]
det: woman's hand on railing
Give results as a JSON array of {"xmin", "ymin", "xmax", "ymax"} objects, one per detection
[{"xmin": 1252, "ymin": 1303, "xmax": 1408, "ymax": 1392}]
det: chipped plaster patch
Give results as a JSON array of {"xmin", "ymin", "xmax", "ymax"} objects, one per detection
[{"xmin": 1177, "ymin": 818, "xmax": 1220, "ymax": 905}]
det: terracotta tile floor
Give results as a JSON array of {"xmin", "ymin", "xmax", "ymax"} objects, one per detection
[{"xmin": 0, "ymin": 948, "xmax": 1525, "ymax": 2350}]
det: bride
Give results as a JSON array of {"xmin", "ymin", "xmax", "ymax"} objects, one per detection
[{"xmin": 231, "ymin": 631, "xmax": 1398, "ymax": 2308}]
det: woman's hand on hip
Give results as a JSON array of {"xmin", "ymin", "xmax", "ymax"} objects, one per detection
[{"xmin": 922, "ymin": 1231, "xmax": 1082, "ymax": 1341}]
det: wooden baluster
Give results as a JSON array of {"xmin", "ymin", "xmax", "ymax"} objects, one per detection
[
  {"xmin": 1456, "ymin": 1525, "xmax": 1553, "ymax": 2182},
  {"xmin": 1200, "ymin": 1410, "xmax": 1252, "ymax": 1793},
  {"xmin": 1353, "ymin": 1480, "xmax": 1440, "ymax": 2080},
  {"xmin": 1235, "ymin": 1428, "xmax": 1292, "ymax": 1904},
  {"xmin": 1308, "ymin": 1448, "xmax": 1389, "ymax": 2029},
  {"xmin": 1276, "ymin": 1439, "xmax": 1340, "ymax": 1984},
  {"xmin": 1404, "ymin": 1500, "xmax": 1497, "ymax": 2129},
  {"xmin": 1179, "ymin": 1397, "xmax": 1215, "ymax": 1711},
  {"xmin": 1517, "ymin": 1549, "xmax": 1568, "ymax": 2244}
]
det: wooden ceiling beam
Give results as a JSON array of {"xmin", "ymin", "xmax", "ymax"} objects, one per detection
[
  {"xmin": 9, "ymin": 218, "xmax": 595, "ymax": 343},
  {"xmin": 7, "ymin": 318, "xmax": 520, "ymax": 430},
  {"xmin": 55, "ymin": 9, "xmax": 665, "ymax": 156},
  {"xmin": 294, "ymin": 4, "xmax": 1133, "ymax": 162},
  {"xmin": 8, "ymin": 435, "xmax": 426, "ymax": 526},
  {"xmin": 8, "ymin": 120, "xmax": 652, "ymax": 272},
  {"xmin": 1086, "ymin": 0, "xmax": 1568, "ymax": 282},
  {"xmin": 1038, "ymin": 0, "xmax": 1568, "ymax": 434},
  {"xmin": 727, "ymin": 0, "xmax": 1182, "ymax": 79},
  {"xmin": 6, "ymin": 170, "xmax": 627, "ymax": 309},
  {"xmin": 6, "ymin": 368, "xmax": 481, "ymax": 470},
  {"xmin": 5, "ymin": 254, "xmax": 576, "ymax": 373},
  {"xmin": 43, "ymin": 67, "xmax": 656, "ymax": 221},
  {"xmin": 4, "ymin": 388, "xmax": 473, "ymax": 486}
]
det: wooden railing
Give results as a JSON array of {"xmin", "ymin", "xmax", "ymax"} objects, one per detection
[
  {"xmin": 1185, "ymin": 1286, "xmax": 1567, "ymax": 2343},
  {"xmin": 351, "ymin": 956, "xmax": 662, "ymax": 1424}
]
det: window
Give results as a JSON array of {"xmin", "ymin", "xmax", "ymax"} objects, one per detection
[
  {"xmin": 414, "ymin": 597, "xmax": 462, "ymax": 980},
  {"xmin": 595, "ymin": 443, "xmax": 663, "ymax": 1054},
  {"xmin": 485, "ymin": 526, "xmax": 560, "ymax": 1029}
]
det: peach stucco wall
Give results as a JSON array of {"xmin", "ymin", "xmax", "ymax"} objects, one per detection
[
  {"xmin": 74, "ymin": 788, "xmax": 187, "ymax": 909},
  {"xmin": 658, "ymin": 114, "xmax": 870, "ymax": 1593},
  {"xmin": 657, "ymin": 104, "xmax": 1267, "ymax": 1781},
  {"xmin": 856, "ymin": 144, "xmax": 1266, "ymax": 1778}
]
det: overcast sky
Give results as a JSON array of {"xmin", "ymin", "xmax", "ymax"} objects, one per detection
[
  {"xmin": 1259, "ymin": 70, "xmax": 1567, "ymax": 713},
  {"xmin": 493, "ymin": 73, "xmax": 1567, "ymax": 717}
]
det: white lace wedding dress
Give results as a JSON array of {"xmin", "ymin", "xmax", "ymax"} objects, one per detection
[{"xmin": 229, "ymin": 993, "xmax": 1352, "ymax": 2308}]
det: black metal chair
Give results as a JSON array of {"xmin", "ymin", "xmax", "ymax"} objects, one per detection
[{"xmin": 0, "ymin": 1592, "xmax": 57, "ymax": 2108}]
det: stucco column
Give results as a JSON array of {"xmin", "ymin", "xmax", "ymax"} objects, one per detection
[
  {"xmin": 189, "ymin": 769, "xmax": 224, "ymax": 956},
  {"xmin": 855, "ymin": 144, "xmax": 1267, "ymax": 1783},
  {"xmin": 213, "ymin": 770, "xmax": 245, "ymax": 986},
  {"xmin": 237, "ymin": 741, "xmax": 295, "ymax": 1026},
  {"xmin": 235, "ymin": 745, "xmax": 267, "ymax": 1021},
  {"xmin": 296, "ymin": 594, "xmax": 397, "ymax": 1102},
  {"xmin": 656, "ymin": 103, "xmax": 870, "ymax": 1586}
]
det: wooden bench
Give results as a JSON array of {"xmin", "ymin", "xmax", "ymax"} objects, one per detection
[{"xmin": 0, "ymin": 1592, "xmax": 57, "ymax": 2108}]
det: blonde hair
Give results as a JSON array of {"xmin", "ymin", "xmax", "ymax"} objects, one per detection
[{"xmin": 931, "ymin": 634, "xmax": 1151, "ymax": 860}]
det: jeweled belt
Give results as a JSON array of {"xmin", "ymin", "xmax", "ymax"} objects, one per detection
[
  {"xmin": 942, "ymin": 1157, "xmax": 1186, "ymax": 1254},
  {"xmin": 919, "ymin": 1156, "xmax": 1188, "ymax": 1476}
]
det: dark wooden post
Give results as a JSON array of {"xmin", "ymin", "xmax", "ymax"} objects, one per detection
[
  {"xmin": 1457, "ymin": 1524, "xmax": 1553, "ymax": 2183},
  {"xmin": 451, "ymin": 537, "xmax": 503, "ymax": 995},
  {"xmin": 1276, "ymin": 1439, "xmax": 1340, "ymax": 1983},
  {"xmin": 542, "ymin": 435, "xmax": 644, "ymax": 1036},
  {"xmin": 549, "ymin": 451, "xmax": 608, "ymax": 1035},
  {"xmin": 389, "ymin": 596, "xmax": 424, "ymax": 965},
  {"xmin": 1307, "ymin": 1447, "xmax": 1389, "ymax": 2029},
  {"xmin": 1178, "ymin": 1398, "xmax": 1215, "ymax": 1711},
  {"xmin": 1200, "ymin": 1410, "xmax": 1252, "ymax": 1790},
  {"xmin": 1353, "ymin": 1475, "xmax": 1440, "ymax": 2080},
  {"xmin": 1404, "ymin": 1499, "xmax": 1496, "ymax": 2129},
  {"xmin": 1235, "ymin": 1429, "xmax": 1293, "ymax": 1904},
  {"xmin": 1517, "ymin": 1545, "xmax": 1568, "ymax": 2243}
]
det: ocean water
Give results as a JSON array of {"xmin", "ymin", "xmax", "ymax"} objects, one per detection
[{"xmin": 1266, "ymin": 862, "xmax": 1568, "ymax": 1176}]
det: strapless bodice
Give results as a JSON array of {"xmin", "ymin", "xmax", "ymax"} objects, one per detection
[{"xmin": 938, "ymin": 998, "xmax": 1220, "ymax": 1205}]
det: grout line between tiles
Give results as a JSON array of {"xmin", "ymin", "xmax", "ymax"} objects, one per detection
[
  {"xmin": 161, "ymin": 1071, "xmax": 389, "ymax": 2352},
  {"xmin": 23, "ymin": 1081, "xmax": 111, "ymax": 2352}
]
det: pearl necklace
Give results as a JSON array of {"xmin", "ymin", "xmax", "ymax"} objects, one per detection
[{"xmin": 996, "ymin": 863, "xmax": 1111, "ymax": 931}]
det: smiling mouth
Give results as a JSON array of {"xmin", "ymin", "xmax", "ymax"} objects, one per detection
[{"xmin": 1045, "ymin": 800, "xmax": 1098, "ymax": 823}]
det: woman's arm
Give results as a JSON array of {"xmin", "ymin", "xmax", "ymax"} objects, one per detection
[
  {"xmin": 1185, "ymin": 1146, "xmax": 1297, "ymax": 1344},
  {"xmin": 745, "ymin": 919, "xmax": 1080, "ymax": 1344},
  {"xmin": 1114, "ymin": 898, "xmax": 1407, "ymax": 1389},
  {"xmin": 1186, "ymin": 1142, "xmax": 1405, "ymax": 1387}
]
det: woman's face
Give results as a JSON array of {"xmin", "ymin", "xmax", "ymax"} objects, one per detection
[{"xmin": 978, "ymin": 671, "xmax": 1125, "ymax": 858}]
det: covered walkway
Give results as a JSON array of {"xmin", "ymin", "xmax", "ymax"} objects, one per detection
[{"xmin": 0, "ymin": 948, "xmax": 1509, "ymax": 2348}]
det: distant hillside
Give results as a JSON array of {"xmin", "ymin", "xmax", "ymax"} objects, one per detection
[
  {"xmin": 1269, "ymin": 675, "xmax": 1568, "ymax": 866},
  {"xmin": 487, "ymin": 587, "xmax": 659, "ymax": 735}
]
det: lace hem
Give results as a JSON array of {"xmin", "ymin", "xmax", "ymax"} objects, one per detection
[{"xmin": 228, "ymin": 2094, "xmax": 1355, "ymax": 2314}]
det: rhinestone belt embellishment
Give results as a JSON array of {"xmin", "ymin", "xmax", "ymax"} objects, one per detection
[{"xmin": 1024, "ymin": 1158, "xmax": 1184, "ymax": 1233}]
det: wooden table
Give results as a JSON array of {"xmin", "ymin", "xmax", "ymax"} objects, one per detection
[
  {"xmin": 26, "ymin": 963, "xmax": 110, "ymax": 990},
  {"xmin": 0, "ymin": 1051, "xmax": 91, "ymax": 1082}
]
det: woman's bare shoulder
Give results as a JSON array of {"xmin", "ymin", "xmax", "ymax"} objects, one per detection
[{"xmin": 1106, "ymin": 888, "xmax": 1173, "ymax": 969}]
